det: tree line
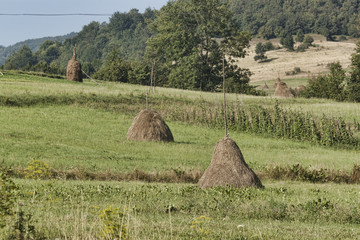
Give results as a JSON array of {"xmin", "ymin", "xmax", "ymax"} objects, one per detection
[{"xmin": 228, "ymin": 0, "xmax": 360, "ymax": 40}]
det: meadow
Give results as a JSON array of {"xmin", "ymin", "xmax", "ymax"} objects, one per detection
[{"xmin": 0, "ymin": 71, "xmax": 359, "ymax": 239}]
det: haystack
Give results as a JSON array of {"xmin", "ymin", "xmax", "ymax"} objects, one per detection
[
  {"xmin": 274, "ymin": 81, "xmax": 294, "ymax": 98},
  {"xmin": 66, "ymin": 47, "xmax": 82, "ymax": 82},
  {"xmin": 262, "ymin": 82, "xmax": 269, "ymax": 90},
  {"xmin": 273, "ymin": 77, "xmax": 281, "ymax": 88},
  {"xmin": 198, "ymin": 137, "xmax": 263, "ymax": 189},
  {"xmin": 126, "ymin": 109, "xmax": 174, "ymax": 142},
  {"xmin": 294, "ymin": 85, "xmax": 306, "ymax": 95}
]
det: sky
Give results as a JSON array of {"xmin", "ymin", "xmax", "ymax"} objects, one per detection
[{"xmin": 0, "ymin": 0, "xmax": 169, "ymax": 47}]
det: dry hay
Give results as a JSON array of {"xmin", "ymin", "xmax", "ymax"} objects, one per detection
[
  {"xmin": 274, "ymin": 81, "xmax": 294, "ymax": 98},
  {"xmin": 262, "ymin": 82, "xmax": 269, "ymax": 90},
  {"xmin": 198, "ymin": 137, "xmax": 263, "ymax": 189},
  {"xmin": 66, "ymin": 47, "xmax": 82, "ymax": 82},
  {"xmin": 126, "ymin": 109, "xmax": 174, "ymax": 142},
  {"xmin": 273, "ymin": 77, "xmax": 281, "ymax": 88},
  {"xmin": 294, "ymin": 85, "xmax": 306, "ymax": 95}
]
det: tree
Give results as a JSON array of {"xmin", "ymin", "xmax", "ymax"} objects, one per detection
[
  {"xmin": 327, "ymin": 62, "xmax": 346, "ymax": 101},
  {"xmin": 280, "ymin": 34, "xmax": 294, "ymax": 51},
  {"xmin": 3, "ymin": 45, "xmax": 37, "ymax": 70},
  {"xmin": 303, "ymin": 35, "xmax": 314, "ymax": 47},
  {"xmin": 296, "ymin": 29, "xmax": 305, "ymax": 42},
  {"xmin": 93, "ymin": 49, "xmax": 130, "ymax": 82},
  {"xmin": 146, "ymin": 0, "xmax": 252, "ymax": 93},
  {"xmin": 254, "ymin": 42, "xmax": 267, "ymax": 62},
  {"xmin": 304, "ymin": 62, "xmax": 346, "ymax": 101},
  {"xmin": 348, "ymin": 41, "xmax": 360, "ymax": 102}
]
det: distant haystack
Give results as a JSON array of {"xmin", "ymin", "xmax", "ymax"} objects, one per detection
[
  {"xmin": 262, "ymin": 82, "xmax": 269, "ymax": 90},
  {"xmin": 294, "ymin": 85, "xmax": 306, "ymax": 96},
  {"xmin": 198, "ymin": 137, "xmax": 263, "ymax": 189},
  {"xmin": 126, "ymin": 109, "xmax": 174, "ymax": 142},
  {"xmin": 273, "ymin": 77, "xmax": 281, "ymax": 88},
  {"xmin": 274, "ymin": 81, "xmax": 294, "ymax": 98},
  {"xmin": 67, "ymin": 47, "xmax": 82, "ymax": 82}
]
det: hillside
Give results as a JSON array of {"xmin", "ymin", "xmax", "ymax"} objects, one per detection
[
  {"xmin": 0, "ymin": 72, "xmax": 359, "ymax": 239},
  {"xmin": 239, "ymin": 35, "xmax": 357, "ymax": 84},
  {"xmin": 0, "ymin": 32, "xmax": 77, "ymax": 65}
]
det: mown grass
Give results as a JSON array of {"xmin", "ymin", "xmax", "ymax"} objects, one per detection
[
  {"xmin": 2, "ymin": 179, "xmax": 359, "ymax": 239},
  {"xmin": 1, "ymin": 105, "xmax": 359, "ymax": 174}
]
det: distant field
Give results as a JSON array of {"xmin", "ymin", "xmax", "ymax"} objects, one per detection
[
  {"xmin": 239, "ymin": 35, "xmax": 357, "ymax": 83},
  {"xmin": 1, "ymin": 72, "xmax": 359, "ymax": 239}
]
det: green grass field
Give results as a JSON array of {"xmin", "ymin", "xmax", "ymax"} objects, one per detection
[{"xmin": 0, "ymin": 72, "xmax": 359, "ymax": 239}]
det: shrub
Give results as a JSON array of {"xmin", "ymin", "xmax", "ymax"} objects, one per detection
[
  {"xmin": 303, "ymin": 35, "xmax": 314, "ymax": 47},
  {"xmin": 24, "ymin": 160, "xmax": 52, "ymax": 180},
  {"xmin": 99, "ymin": 206, "xmax": 128, "ymax": 239}
]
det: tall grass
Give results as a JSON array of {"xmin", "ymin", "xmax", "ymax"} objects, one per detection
[{"xmin": 1, "ymin": 179, "xmax": 359, "ymax": 239}]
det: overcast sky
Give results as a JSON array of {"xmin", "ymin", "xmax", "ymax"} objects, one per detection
[{"xmin": 0, "ymin": 0, "xmax": 168, "ymax": 47}]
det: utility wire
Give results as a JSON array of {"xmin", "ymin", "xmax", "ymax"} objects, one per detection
[{"xmin": 0, "ymin": 13, "xmax": 112, "ymax": 16}]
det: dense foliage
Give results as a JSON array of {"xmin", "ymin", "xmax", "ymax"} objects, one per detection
[
  {"xmin": 227, "ymin": 0, "xmax": 360, "ymax": 40},
  {"xmin": 0, "ymin": 33, "xmax": 76, "ymax": 66},
  {"xmin": 146, "ymin": 0, "xmax": 256, "ymax": 93},
  {"xmin": 348, "ymin": 41, "xmax": 360, "ymax": 102},
  {"xmin": 303, "ymin": 43, "xmax": 360, "ymax": 102},
  {"xmin": 1, "ymin": 8, "xmax": 156, "ymax": 76}
]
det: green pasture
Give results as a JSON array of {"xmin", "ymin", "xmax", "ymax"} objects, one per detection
[
  {"xmin": 1, "ymin": 72, "xmax": 360, "ymax": 239},
  {"xmin": 1, "ymin": 105, "xmax": 359, "ymax": 173}
]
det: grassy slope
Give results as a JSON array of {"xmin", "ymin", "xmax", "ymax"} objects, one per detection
[
  {"xmin": 1, "ymin": 105, "xmax": 359, "ymax": 173},
  {"xmin": 1, "ymin": 72, "xmax": 360, "ymax": 239}
]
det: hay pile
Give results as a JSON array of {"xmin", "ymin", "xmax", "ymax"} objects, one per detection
[
  {"xmin": 198, "ymin": 137, "xmax": 263, "ymax": 189},
  {"xmin": 126, "ymin": 109, "xmax": 174, "ymax": 142},
  {"xmin": 262, "ymin": 82, "xmax": 269, "ymax": 90},
  {"xmin": 66, "ymin": 47, "xmax": 82, "ymax": 82},
  {"xmin": 274, "ymin": 81, "xmax": 294, "ymax": 98},
  {"xmin": 273, "ymin": 77, "xmax": 281, "ymax": 88},
  {"xmin": 294, "ymin": 85, "xmax": 306, "ymax": 95}
]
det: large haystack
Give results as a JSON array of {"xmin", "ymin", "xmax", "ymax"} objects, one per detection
[
  {"xmin": 294, "ymin": 85, "xmax": 306, "ymax": 96},
  {"xmin": 66, "ymin": 47, "xmax": 82, "ymax": 82},
  {"xmin": 126, "ymin": 109, "xmax": 174, "ymax": 142},
  {"xmin": 273, "ymin": 77, "xmax": 281, "ymax": 88},
  {"xmin": 274, "ymin": 81, "xmax": 294, "ymax": 98},
  {"xmin": 198, "ymin": 137, "xmax": 263, "ymax": 189}
]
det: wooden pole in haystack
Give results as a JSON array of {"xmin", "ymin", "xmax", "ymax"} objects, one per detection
[{"xmin": 222, "ymin": 54, "xmax": 228, "ymax": 137}]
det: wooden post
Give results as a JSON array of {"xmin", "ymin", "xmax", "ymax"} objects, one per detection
[{"xmin": 222, "ymin": 54, "xmax": 228, "ymax": 137}]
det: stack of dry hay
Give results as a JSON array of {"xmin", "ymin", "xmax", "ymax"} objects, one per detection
[
  {"xmin": 126, "ymin": 109, "xmax": 174, "ymax": 142},
  {"xmin": 198, "ymin": 137, "xmax": 263, "ymax": 189},
  {"xmin": 274, "ymin": 80, "xmax": 294, "ymax": 98},
  {"xmin": 294, "ymin": 85, "xmax": 306, "ymax": 95},
  {"xmin": 261, "ymin": 82, "xmax": 269, "ymax": 90},
  {"xmin": 66, "ymin": 47, "xmax": 83, "ymax": 82}
]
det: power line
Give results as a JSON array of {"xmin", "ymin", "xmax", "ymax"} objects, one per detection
[{"xmin": 0, "ymin": 13, "xmax": 112, "ymax": 16}]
